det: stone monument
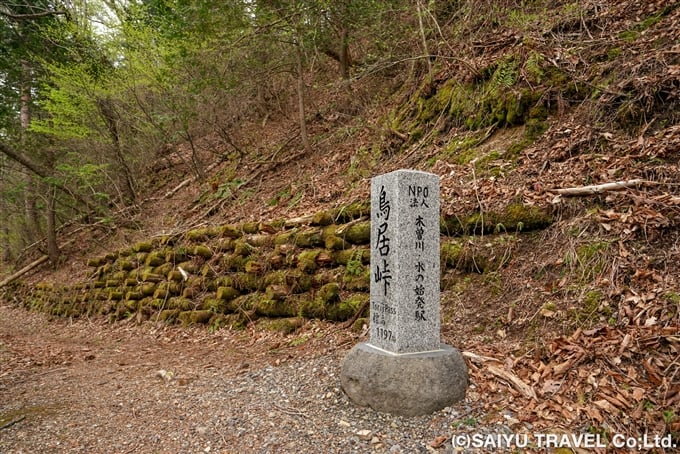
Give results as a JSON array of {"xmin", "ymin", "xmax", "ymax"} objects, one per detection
[{"xmin": 340, "ymin": 169, "xmax": 468, "ymax": 416}]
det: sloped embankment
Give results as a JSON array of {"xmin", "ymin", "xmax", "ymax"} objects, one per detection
[{"xmin": 5, "ymin": 201, "xmax": 551, "ymax": 332}]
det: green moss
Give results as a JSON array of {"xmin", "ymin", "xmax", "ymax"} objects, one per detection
[
  {"xmin": 299, "ymin": 298, "xmax": 326, "ymax": 319},
  {"xmin": 118, "ymin": 259, "xmax": 135, "ymax": 271},
  {"xmin": 167, "ymin": 270, "xmax": 184, "ymax": 282},
  {"xmin": 297, "ymin": 249, "xmax": 321, "ymax": 273},
  {"xmin": 335, "ymin": 248, "xmax": 370, "ymax": 266},
  {"xmin": 294, "ymin": 229, "xmax": 324, "ymax": 248},
  {"xmin": 125, "ymin": 289, "xmax": 143, "ymax": 301},
  {"xmin": 144, "ymin": 252, "xmax": 165, "ymax": 267},
  {"xmin": 166, "ymin": 248, "xmax": 190, "ymax": 263},
  {"xmin": 233, "ymin": 240, "xmax": 254, "ymax": 256},
  {"xmin": 86, "ymin": 257, "xmax": 102, "ymax": 267},
  {"xmin": 327, "ymin": 294, "xmax": 368, "ymax": 322},
  {"xmin": 245, "ymin": 234, "xmax": 273, "ymax": 247},
  {"xmin": 342, "ymin": 221, "xmax": 370, "ymax": 245},
  {"xmin": 178, "ymin": 310, "xmax": 212, "ymax": 325},
  {"xmin": 200, "ymin": 264, "xmax": 216, "ymax": 278},
  {"xmin": 325, "ymin": 235, "xmax": 347, "ymax": 251},
  {"xmin": 333, "ymin": 201, "xmax": 370, "ymax": 223},
  {"xmin": 140, "ymin": 283, "xmax": 157, "ymax": 296},
  {"xmin": 214, "ymin": 238, "xmax": 234, "ymax": 252},
  {"xmin": 317, "ymin": 283, "xmax": 340, "ymax": 304},
  {"xmin": 192, "ymin": 245, "xmax": 213, "ymax": 259},
  {"xmin": 220, "ymin": 224, "xmax": 242, "ymax": 239},
  {"xmin": 274, "ymin": 231, "xmax": 296, "ymax": 245},
  {"xmin": 158, "ymin": 309, "xmax": 180, "ymax": 322},
  {"xmin": 133, "ymin": 241, "xmax": 154, "ymax": 253},
  {"xmin": 108, "ymin": 290, "xmax": 124, "ymax": 301},
  {"xmin": 112, "ymin": 271, "xmax": 128, "ymax": 281},
  {"xmin": 216, "ymin": 286, "xmax": 240, "ymax": 301},
  {"xmin": 223, "ymin": 253, "xmax": 246, "ymax": 271},
  {"xmin": 312, "ymin": 210, "xmax": 334, "ymax": 226},
  {"xmin": 258, "ymin": 317, "xmax": 304, "ymax": 334},
  {"xmin": 141, "ymin": 271, "xmax": 164, "ymax": 283},
  {"xmin": 242, "ymin": 222, "xmax": 259, "ymax": 234},
  {"xmin": 256, "ymin": 298, "xmax": 298, "ymax": 317},
  {"xmin": 441, "ymin": 240, "xmax": 464, "ymax": 267},
  {"xmin": 233, "ymin": 273, "xmax": 263, "ymax": 292},
  {"xmin": 168, "ymin": 297, "xmax": 193, "ymax": 311}
]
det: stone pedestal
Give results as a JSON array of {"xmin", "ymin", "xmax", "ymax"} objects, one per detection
[{"xmin": 341, "ymin": 342, "xmax": 468, "ymax": 417}]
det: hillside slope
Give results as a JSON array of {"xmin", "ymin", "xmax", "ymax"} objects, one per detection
[{"xmin": 2, "ymin": 0, "xmax": 679, "ymax": 447}]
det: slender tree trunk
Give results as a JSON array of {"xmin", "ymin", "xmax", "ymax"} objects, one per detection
[
  {"xmin": 97, "ymin": 97, "xmax": 136, "ymax": 203},
  {"xmin": 295, "ymin": 45, "xmax": 312, "ymax": 154},
  {"xmin": 416, "ymin": 0, "xmax": 432, "ymax": 76},
  {"xmin": 46, "ymin": 184, "xmax": 59, "ymax": 266},
  {"xmin": 338, "ymin": 26, "xmax": 351, "ymax": 81},
  {"xmin": 20, "ymin": 59, "xmax": 41, "ymax": 244}
]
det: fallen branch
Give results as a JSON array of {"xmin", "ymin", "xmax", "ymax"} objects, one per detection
[
  {"xmin": 0, "ymin": 256, "xmax": 49, "ymax": 288},
  {"xmin": 551, "ymin": 179, "xmax": 645, "ymax": 196},
  {"xmin": 462, "ymin": 351, "xmax": 537, "ymax": 399},
  {"xmin": 0, "ymin": 415, "xmax": 26, "ymax": 430}
]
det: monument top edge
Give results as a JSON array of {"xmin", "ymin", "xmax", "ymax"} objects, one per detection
[{"xmin": 375, "ymin": 169, "xmax": 440, "ymax": 178}]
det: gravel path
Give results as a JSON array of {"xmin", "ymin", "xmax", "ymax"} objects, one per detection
[{"xmin": 0, "ymin": 304, "xmax": 507, "ymax": 454}]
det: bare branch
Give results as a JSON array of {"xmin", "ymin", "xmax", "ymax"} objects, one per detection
[{"xmin": 0, "ymin": 9, "xmax": 66, "ymax": 20}]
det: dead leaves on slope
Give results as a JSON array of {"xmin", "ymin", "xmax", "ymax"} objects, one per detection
[{"xmin": 466, "ymin": 325, "xmax": 680, "ymax": 446}]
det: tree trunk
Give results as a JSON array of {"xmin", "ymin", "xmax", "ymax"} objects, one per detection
[
  {"xmin": 338, "ymin": 26, "xmax": 351, "ymax": 81},
  {"xmin": 295, "ymin": 45, "xmax": 312, "ymax": 154},
  {"xmin": 416, "ymin": 0, "xmax": 432, "ymax": 76},
  {"xmin": 20, "ymin": 59, "xmax": 41, "ymax": 244},
  {"xmin": 46, "ymin": 184, "xmax": 59, "ymax": 266},
  {"xmin": 0, "ymin": 142, "xmax": 99, "ymax": 214},
  {"xmin": 97, "ymin": 97, "xmax": 136, "ymax": 203}
]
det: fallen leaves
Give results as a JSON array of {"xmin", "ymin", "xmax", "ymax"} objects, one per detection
[{"xmin": 464, "ymin": 323, "xmax": 680, "ymax": 441}]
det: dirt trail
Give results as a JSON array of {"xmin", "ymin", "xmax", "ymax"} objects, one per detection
[{"xmin": 0, "ymin": 304, "xmax": 360, "ymax": 453}]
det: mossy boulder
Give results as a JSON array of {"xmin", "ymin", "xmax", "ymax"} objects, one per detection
[
  {"xmin": 325, "ymin": 235, "xmax": 348, "ymax": 251},
  {"xmin": 166, "ymin": 248, "xmax": 191, "ymax": 263},
  {"xmin": 342, "ymin": 221, "xmax": 371, "ymax": 245},
  {"xmin": 145, "ymin": 251, "xmax": 166, "ymax": 267},
  {"xmin": 312, "ymin": 210, "xmax": 334, "ymax": 226},
  {"xmin": 179, "ymin": 310, "xmax": 213, "ymax": 325},
  {"xmin": 234, "ymin": 273, "xmax": 263, "ymax": 292},
  {"xmin": 245, "ymin": 234, "xmax": 273, "ymax": 247},
  {"xmin": 86, "ymin": 257, "xmax": 103, "ymax": 267},
  {"xmin": 192, "ymin": 245, "xmax": 213, "ymax": 259},
  {"xmin": 335, "ymin": 248, "xmax": 370, "ymax": 265},
  {"xmin": 334, "ymin": 201, "xmax": 370, "ymax": 223},
  {"xmin": 317, "ymin": 283, "xmax": 340, "ymax": 304},
  {"xmin": 233, "ymin": 240, "xmax": 254, "ymax": 256},
  {"xmin": 140, "ymin": 283, "xmax": 157, "ymax": 296},
  {"xmin": 133, "ymin": 241, "xmax": 154, "ymax": 253},
  {"xmin": 327, "ymin": 294, "xmax": 367, "ymax": 321},
  {"xmin": 159, "ymin": 309, "xmax": 180, "ymax": 322},
  {"xmin": 242, "ymin": 221, "xmax": 259, "ymax": 234},
  {"xmin": 216, "ymin": 286, "xmax": 240, "ymax": 301},
  {"xmin": 294, "ymin": 229, "xmax": 324, "ymax": 248},
  {"xmin": 214, "ymin": 238, "xmax": 234, "ymax": 252},
  {"xmin": 255, "ymin": 298, "xmax": 298, "ymax": 317},
  {"xmin": 220, "ymin": 224, "xmax": 242, "ymax": 238},
  {"xmin": 141, "ymin": 271, "xmax": 165, "ymax": 283},
  {"xmin": 297, "ymin": 249, "xmax": 321, "ymax": 273}
]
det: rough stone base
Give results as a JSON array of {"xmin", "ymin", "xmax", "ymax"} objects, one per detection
[{"xmin": 340, "ymin": 342, "xmax": 468, "ymax": 417}]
